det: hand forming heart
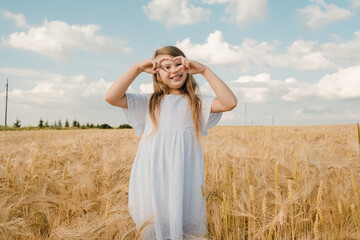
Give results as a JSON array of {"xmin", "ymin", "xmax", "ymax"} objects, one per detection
[{"xmin": 157, "ymin": 56, "xmax": 206, "ymax": 75}]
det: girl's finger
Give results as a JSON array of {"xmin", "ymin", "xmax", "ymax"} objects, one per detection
[
  {"xmin": 157, "ymin": 57, "xmax": 172, "ymax": 73},
  {"xmin": 174, "ymin": 56, "xmax": 187, "ymax": 71},
  {"xmin": 150, "ymin": 59, "xmax": 157, "ymax": 72},
  {"xmin": 158, "ymin": 56, "xmax": 173, "ymax": 62},
  {"xmin": 185, "ymin": 59, "xmax": 190, "ymax": 70}
]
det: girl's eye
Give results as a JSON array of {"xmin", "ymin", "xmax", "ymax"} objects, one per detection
[{"xmin": 166, "ymin": 66, "xmax": 170, "ymax": 69}]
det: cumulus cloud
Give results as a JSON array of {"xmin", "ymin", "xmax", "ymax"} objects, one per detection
[
  {"xmin": 1, "ymin": 19, "xmax": 131, "ymax": 60},
  {"xmin": 316, "ymin": 65, "xmax": 360, "ymax": 99},
  {"xmin": 295, "ymin": 0, "xmax": 352, "ymax": 30},
  {"xmin": 202, "ymin": 0, "xmax": 268, "ymax": 26},
  {"xmin": 143, "ymin": 0, "xmax": 210, "ymax": 27},
  {"xmin": 321, "ymin": 31, "xmax": 360, "ymax": 65},
  {"xmin": 241, "ymin": 87, "xmax": 268, "ymax": 102},
  {"xmin": 234, "ymin": 73, "xmax": 270, "ymax": 83},
  {"xmin": 177, "ymin": 30, "xmax": 274, "ymax": 72},
  {"xmin": 139, "ymin": 83, "xmax": 154, "ymax": 94},
  {"xmin": 269, "ymin": 39, "xmax": 334, "ymax": 70},
  {"xmin": 294, "ymin": 106, "xmax": 331, "ymax": 115},
  {"xmin": 352, "ymin": 0, "xmax": 360, "ymax": 8},
  {"xmin": 0, "ymin": 67, "xmax": 117, "ymax": 108},
  {"xmin": 1, "ymin": 9, "xmax": 29, "ymax": 28},
  {"xmin": 224, "ymin": 65, "xmax": 360, "ymax": 104},
  {"xmin": 282, "ymin": 65, "xmax": 360, "ymax": 101},
  {"xmin": 294, "ymin": 108, "xmax": 360, "ymax": 122},
  {"xmin": 177, "ymin": 30, "xmax": 360, "ymax": 71},
  {"xmin": 224, "ymin": 0, "xmax": 268, "ymax": 26}
]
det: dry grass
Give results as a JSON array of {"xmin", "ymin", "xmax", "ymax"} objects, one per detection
[{"xmin": 0, "ymin": 124, "xmax": 359, "ymax": 239}]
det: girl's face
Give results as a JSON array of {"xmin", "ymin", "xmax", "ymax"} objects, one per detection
[{"xmin": 157, "ymin": 55, "xmax": 187, "ymax": 94}]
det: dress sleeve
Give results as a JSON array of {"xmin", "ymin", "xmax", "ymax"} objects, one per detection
[
  {"xmin": 122, "ymin": 93, "xmax": 149, "ymax": 136},
  {"xmin": 201, "ymin": 95, "xmax": 222, "ymax": 136}
]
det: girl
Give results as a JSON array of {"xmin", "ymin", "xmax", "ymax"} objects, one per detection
[{"xmin": 105, "ymin": 46, "xmax": 237, "ymax": 239}]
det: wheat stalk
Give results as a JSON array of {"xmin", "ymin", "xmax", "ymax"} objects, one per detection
[
  {"xmin": 274, "ymin": 161, "xmax": 279, "ymax": 216},
  {"xmin": 105, "ymin": 199, "xmax": 110, "ymax": 240},
  {"xmin": 337, "ymin": 200, "xmax": 343, "ymax": 233},
  {"xmin": 351, "ymin": 204, "xmax": 359, "ymax": 231},
  {"xmin": 317, "ymin": 181, "xmax": 324, "ymax": 226},
  {"xmin": 350, "ymin": 170, "xmax": 359, "ymax": 211},
  {"xmin": 59, "ymin": 165, "xmax": 67, "ymax": 211},
  {"xmin": 262, "ymin": 196, "xmax": 267, "ymax": 233},
  {"xmin": 288, "ymin": 180, "xmax": 295, "ymax": 240},
  {"xmin": 314, "ymin": 213, "xmax": 320, "ymax": 240}
]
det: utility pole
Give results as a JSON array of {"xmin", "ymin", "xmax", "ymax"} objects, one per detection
[{"xmin": 5, "ymin": 79, "xmax": 8, "ymax": 127}]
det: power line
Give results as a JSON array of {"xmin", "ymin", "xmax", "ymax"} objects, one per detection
[{"xmin": 5, "ymin": 79, "xmax": 8, "ymax": 127}]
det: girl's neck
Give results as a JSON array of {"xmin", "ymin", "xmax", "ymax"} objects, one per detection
[{"xmin": 168, "ymin": 89, "xmax": 182, "ymax": 95}]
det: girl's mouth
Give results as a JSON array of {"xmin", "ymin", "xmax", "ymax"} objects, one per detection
[{"xmin": 171, "ymin": 74, "xmax": 183, "ymax": 81}]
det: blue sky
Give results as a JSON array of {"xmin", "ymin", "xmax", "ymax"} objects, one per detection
[{"xmin": 0, "ymin": 0, "xmax": 359, "ymax": 127}]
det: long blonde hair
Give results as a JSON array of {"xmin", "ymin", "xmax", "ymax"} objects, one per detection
[{"xmin": 149, "ymin": 46, "xmax": 202, "ymax": 141}]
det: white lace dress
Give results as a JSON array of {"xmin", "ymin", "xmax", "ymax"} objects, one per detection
[{"xmin": 123, "ymin": 93, "xmax": 222, "ymax": 240}]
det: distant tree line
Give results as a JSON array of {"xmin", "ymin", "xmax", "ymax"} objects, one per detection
[{"xmin": 7, "ymin": 117, "xmax": 132, "ymax": 130}]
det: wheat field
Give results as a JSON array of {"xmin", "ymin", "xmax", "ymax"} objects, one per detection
[{"xmin": 1, "ymin": 124, "xmax": 359, "ymax": 239}]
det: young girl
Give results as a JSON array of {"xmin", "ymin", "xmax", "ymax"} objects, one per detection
[{"xmin": 105, "ymin": 46, "xmax": 237, "ymax": 239}]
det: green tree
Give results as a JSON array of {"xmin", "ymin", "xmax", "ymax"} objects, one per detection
[
  {"xmin": 65, "ymin": 119, "xmax": 69, "ymax": 127},
  {"xmin": 72, "ymin": 119, "xmax": 80, "ymax": 128},
  {"xmin": 44, "ymin": 120, "xmax": 49, "ymax": 128},
  {"xmin": 119, "ymin": 124, "xmax": 132, "ymax": 129},
  {"xmin": 38, "ymin": 118, "xmax": 44, "ymax": 128},
  {"xmin": 13, "ymin": 118, "xmax": 21, "ymax": 128},
  {"xmin": 99, "ymin": 123, "xmax": 113, "ymax": 129},
  {"xmin": 58, "ymin": 119, "xmax": 62, "ymax": 128}
]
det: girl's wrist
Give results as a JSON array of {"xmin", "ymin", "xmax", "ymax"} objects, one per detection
[
  {"xmin": 200, "ymin": 66, "xmax": 210, "ymax": 76},
  {"xmin": 134, "ymin": 63, "xmax": 144, "ymax": 74}
]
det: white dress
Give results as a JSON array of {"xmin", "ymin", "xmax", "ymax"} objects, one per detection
[{"xmin": 123, "ymin": 93, "xmax": 222, "ymax": 240}]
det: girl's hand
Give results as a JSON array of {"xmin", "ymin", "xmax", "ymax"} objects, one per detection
[
  {"xmin": 173, "ymin": 56, "xmax": 206, "ymax": 75},
  {"xmin": 136, "ymin": 57, "xmax": 172, "ymax": 74}
]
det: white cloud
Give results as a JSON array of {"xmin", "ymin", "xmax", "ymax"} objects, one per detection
[
  {"xmin": 294, "ymin": 106, "xmax": 331, "ymax": 115},
  {"xmin": 203, "ymin": 0, "xmax": 229, "ymax": 4},
  {"xmin": 241, "ymin": 87, "xmax": 268, "ymax": 102},
  {"xmin": 177, "ymin": 30, "xmax": 360, "ymax": 72},
  {"xmin": 224, "ymin": 0, "xmax": 268, "ymax": 26},
  {"xmin": 143, "ymin": 0, "xmax": 210, "ymax": 27},
  {"xmin": 1, "ymin": 9, "xmax": 29, "ymax": 28},
  {"xmin": 316, "ymin": 65, "xmax": 360, "ymax": 99},
  {"xmin": 176, "ymin": 30, "xmax": 274, "ymax": 72},
  {"xmin": 294, "ymin": 108, "xmax": 360, "ymax": 122},
  {"xmin": 269, "ymin": 39, "xmax": 334, "ymax": 70},
  {"xmin": 282, "ymin": 65, "xmax": 360, "ymax": 101},
  {"xmin": 321, "ymin": 31, "xmax": 360, "ymax": 65},
  {"xmin": 295, "ymin": 0, "xmax": 352, "ymax": 30},
  {"xmin": 202, "ymin": 0, "xmax": 268, "ymax": 26},
  {"xmin": 234, "ymin": 73, "xmax": 270, "ymax": 83},
  {"xmin": 0, "ymin": 67, "xmax": 115, "ymax": 108},
  {"xmin": 225, "ymin": 65, "xmax": 360, "ymax": 104},
  {"xmin": 1, "ymin": 19, "xmax": 131, "ymax": 60},
  {"xmin": 352, "ymin": 0, "xmax": 360, "ymax": 8},
  {"xmin": 139, "ymin": 83, "xmax": 154, "ymax": 94},
  {"xmin": 285, "ymin": 78, "xmax": 297, "ymax": 83}
]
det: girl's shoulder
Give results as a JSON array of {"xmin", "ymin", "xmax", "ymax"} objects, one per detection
[
  {"xmin": 125, "ymin": 93, "xmax": 152, "ymax": 109},
  {"xmin": 126, "ymin": 92, "xmax": 152, "ymax": 100}
]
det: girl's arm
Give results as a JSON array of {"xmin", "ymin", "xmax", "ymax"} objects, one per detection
[
  {"xmin": 104, "ymin": 59, "xmax": 166, "ymax": 108},
  {"xmin": 201, "ymin": 66, "xmax": 237, "ymax": 113},
  {"xmin": 175, "ymin": 56, "xmax": 237, "ymax": 113}
]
